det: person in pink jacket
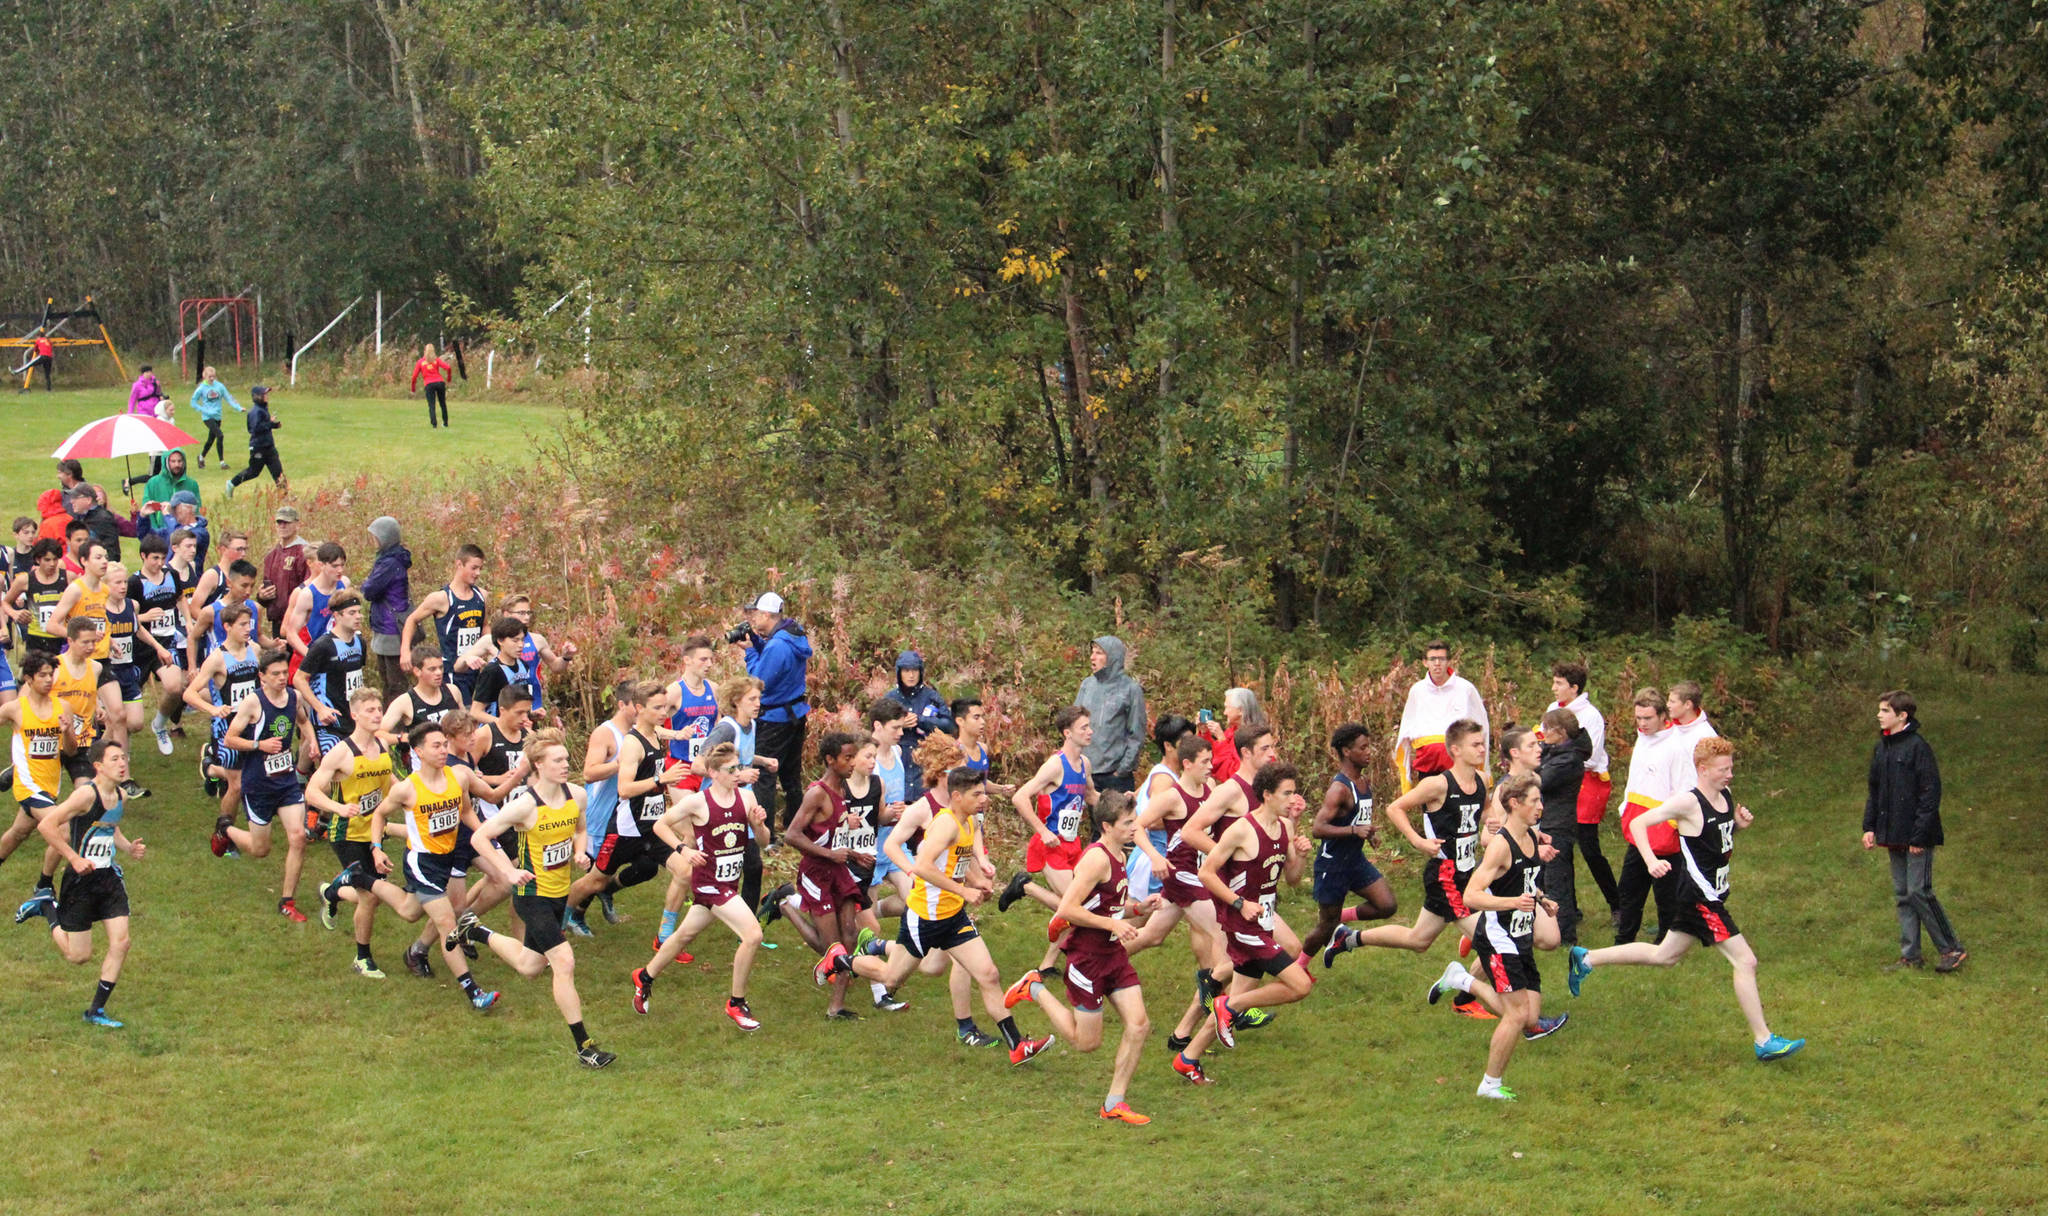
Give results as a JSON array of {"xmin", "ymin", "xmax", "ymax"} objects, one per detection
[{"xmin": 127, "ymin": 366, "xmax": 168, "ymax": 419}]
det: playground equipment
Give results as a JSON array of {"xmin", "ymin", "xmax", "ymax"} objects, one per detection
[
  {"xmin": 175, "ymin": 292, "xmax": 260, "ymax": 380},
  {"xmin": 3, "ymin": 297, "xmax": 128, "ymax": 387}
]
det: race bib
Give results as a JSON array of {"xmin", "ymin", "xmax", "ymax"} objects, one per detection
[
  {"xmin": 687, "ymin": 734, "xmax": 706, "ymax": 761},
  {"xmin": 1356, "ymin": 796, "xmax": 1374, "ymax": 830},
  {"xmin": 263, "ymin": 750, "xmax": 294, "ymax": 776},
  {"xmin": 1258, "ymin": 892, "xmax": 1276, "ymax": 930},
  {"xmin": 1455, "ymin": 834, "xmax": 1477, "ymax": 871},
  {"xmin": 148, "ymin": 612, "xmax": 176, "ymax": 637},
  {"xmin": 228, "ymin": 679, "xmax": 256, "ymax": 704},
  {"xmin": 110, "ymin": 635, "xmax": 133, "ymax": 665},
  {"xmin": 637, "ymin": 795, "xmax": 661, "ymax": 822},
  {"xmin": 426, "ymin": 807, "xmax": 459, "ymax": 836},
  {"xmin": 1509, "ymin": 909, "xmax": 1534, "ymax": 938},
  {"xmin": 456, "ymin": 626, "xmax": 481, "ymax": 652},
  {"xmin": 1713, "ymin": 865, "xmax": 1729, "ymax": 895},
  {"xmin": 541, "ymin": 838, "xmax": 573, "ymax": 869},
  {"xmin": 714, "ymin": 852, "xmax": 742, "ymax": 883},
  {"xmin": 34, "ymin": 603, "xmax": 55, "ymax": 629},
  {"xmin": 344, "ymin": 668, "xmax": 364, "ymax": 697},
  {"xmin": 27, "ymin": 733, "xmax": 58, "ymax": 758},
  {"xmin": 951, "ymin": 855, "xmax": 970, "ymax": 880},
  {"xmin": 844, "ymin": 825, "xmax": 876, "ymax": 856},
  {"xmin": 356, "ymin": 790, "xmax": 383, "ymax": 815},
  {"xmin": 82, "ymin": 827, "xmax": 116, "ymax": 870},
  {"xmin": 1054, "ymin": 803, "xmax": 1081, "ymax": 839}
]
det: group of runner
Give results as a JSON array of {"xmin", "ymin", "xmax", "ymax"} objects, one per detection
[{"xmin": 0, "ymin": 528, "xmax": 1806, "ymax": 1113}]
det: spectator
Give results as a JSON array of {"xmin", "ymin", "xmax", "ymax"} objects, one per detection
[
  {"xmin": 256, "ymin": 504, "xmax": 311, "ymax": 637},
  {"xmin": 128, "ymin": 365, "xmax": 167, "ymax": 417},
  {"xmin": 141, "ymin": 451, "xmax": 200, "ymax": 531},
  {"xmin": 737, "ymin": 590, "xmax": 812, "ymax": 838},
  {"xmin": 892, "ymin": 649, "xmax": 954, "ymax": 797},
  {"xmin": 1198, "ymin": 686, "xmax": 1267, "ymax": 783},
  {"xmin": 1394, "ymin": 638, "xmax": 1489, "ymax": 785},
  {"xmin": 146, "ymin": 492, "xmax": 210, "ymax": 569},
  {"xmin": 1074, "ymin": 634, "xmax": 1146, "ymax": 793},
  {"xmin": 1862, "ymin": 689, "xmax": 1964, "ymax": 973},
  {"xmin": 1536, "ymin": 706, "xmax": 1591, "ymax": 946},
  {"xmin": 360, "ymin": 515, "xmax": 412, "ymax": 695},
  {"xmin": 190, "ymin": 366, "xmax": 243, "ymax": 469},
  {"xmin": 1666, "ymin": 679, "xmax": 1718, "ymax": 786},
  {"xmin": 66, "ymin": 484, "xmax": 129, "ymax": 564},
  {"xmin": 39, "ymin": 459, "xmax": 104, "ymax": 544},
  {"xmin": 21, "ymin": 332, "xmax": 55, "ymax": 391}
]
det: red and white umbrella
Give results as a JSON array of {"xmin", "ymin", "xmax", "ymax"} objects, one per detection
[{"xmin": 50, "ymin": 413, "xmax": 199, "ymax": 459}]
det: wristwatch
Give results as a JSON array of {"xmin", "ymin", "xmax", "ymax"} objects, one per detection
[{"xmin": 1230, "ymin": 897, "xmax": 1245, "ymax": 914}]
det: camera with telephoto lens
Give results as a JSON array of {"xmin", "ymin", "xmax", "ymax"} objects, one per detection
[{"xmin": 724, "ymin": 622, "xmax": 751, "ymax": 645}]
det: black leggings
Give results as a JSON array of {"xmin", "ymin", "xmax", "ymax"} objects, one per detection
[
  {"xmin": 229, "ymin": 447, "xmax": 284, "ymax": 488},
  {"xmin": 1575, "ymin": 821, "xmax": 1621, "ymax": 911},
  {"xmin": 27, "ymin": 355, "xmax": 52, "ymax": 390},
  {"xmin": 424, "ymin": 382, "xmax": 448, "ymax": 427},
  {"xmin": 201, "ymin": 419, "xmax": 227, "ymax": 462}
]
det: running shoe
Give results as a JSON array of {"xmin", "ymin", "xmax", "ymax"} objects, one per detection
[
  {"xmin": 1428, "ymin": 961, "xmax": 1469, "ymax": 1006},
  {"xmin": 81, "ymin": 1010, "xmax": 124, "ymax": 1029},
  {"xmin": 1476, "ymin": 1084, "xmax": 1517, "ymax": 1101},
  {"xmin": 119, "ymin": 780, "xmax": 149, "ymax": 801},
  {"xmin": 855, "ymin": 925, "xmax": 882, "ymax": 957},
  {"xmin": 1236, "ymin": 1007, "xmax": 1274, "ymax": 1032},
  {"xmin": 1523, "ymin": 1013, "xmax": 1570, "ymax": 1041},
  {"xmin": 469, "ymin": 988, "xmax": 500, "ymax": 1011},
  {"xmin": 648, "ymin": 935, "xmax": 692, "ymax": 963},
  {"xmin": 1100, "ymin": 1102, "xmax": 1151, "ymax": 1125},
  {"xmin": 1194, "ymin": 966, "xmax": 1219, "ymax": 1003},
  {"xmin": 725, "ymin": 997, "xmax": 761, "ymax": 1031},
  {"xmin": 1322, "ymin": 927, "xmax": 1355, "ymax": 969},
  {"xmin": 1213, "ymin": 999, "xmax": 1238, "ymax": 1049},
  {"xmin": 563, "ymin": 907, "xmax": 593, "ymax": 937},
  {"xmin": 222, "ymin": 477, "xmax": 234, "ymax": 501},
  {"xmin": 1882, "ymin": 956, "xmax": 1925, "ymax": 972},
  {"xmin": 210, "ymin": 815, "xmax": 233, "ymax": 858},
  {"xmin": 1934, "ymin": 948, "xmax": 1968, "ymax": 974},
  {"xmin": 815, "ymin": 941, "xmax": 850, "ymax": 986},
  {"xmin": 874, "ymin": 989, "xmax": 907, "ymax": 1012},
  {"xmin": 631, "ymin": 967, "xmax": 656, "ymax": 1014},
  {"xmin": 997, "ymin": 871, "xmax": 1030, "ymax": 913},
  {"xmin": 1567, "ymin": 945, "xmax": 1592, "ymax": 996},
  {"xmin": 1003, "ymin": 968, "xmax": 1042, "ymax": 1010},
  {"xmin": 957, "ymin": 1027, "xmax": 999, "ymax": 1048},
  {"xmin": 14, "ymin": 891, "xmax": 53, "ymax": 926},
  {"xmin": 760, "ymin": 882, "xmax": 795, "ymax": 927},
  {"xmin": 352, "ymin": 957, "xmax": 386, "ymax": 980},
  {"xmin": 0, "ymin": 764, "xmax": 11, "ymax": 788},
  {"xmin": 576, "ymin": 1042, "xmax": 618, "ymax": 1069},
  {"xmin": 402, "ymin": 943, "xmax": 433, "ymax": 978},
  {"xmin": 1165, "ymin": 1033, "xmax": 1191, "ymax": 1055},
  {"xmin": 1009, "ymin": 1033, "xmax": 1054, "ymax": 1065},
  {"xmin": 446, "ymin": 909, "xmax": 480, "ymax": 955},
  {"xmin": 151, "ymin": 718, "xmax": 173, "ymax": 756},
  {"xmin": 598, "ymin": 890, "xmax": 623, "ymax": 925},
  {"xmin": 277, "ymin": 898, "xmax": 308, "ymax": 924},
  {"xmin": 1457, "ymin": 934, "xmax": 1473, "ymax": 959},
  {"xmin": 1171, "ymin": 1053, "xmax": 1213, "ymax": 1085},
  {"xmin": 1046, "ymin": 916, "xmax": 1072, "ymax": 946},
  {"xmin": 1754, "ymin": 1034, "xmax": 1806, "ymax": 1062},
  {"xmin": 825, "ymin": 1008, "xmax": 863, "ymax": 1021},
  {"xmin": 1452, "ymin": 995, "xmax": 1498, "ymax": 1021}
]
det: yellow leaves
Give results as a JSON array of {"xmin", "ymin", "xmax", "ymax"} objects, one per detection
[
  {"xmin": 1133, "ymin": 267, "xmax": 1149, "ymax": 281},
  {"xmin": 998, "ymin": 245, "xmax": 1067, "ymax": 284},
  {"xmin": 882, "ymin": 281, "xmax": 901, "ymax": 297},
  {"xmin": 994, "ymin": 215, "xmax": 1019, "ymax": 236},
  {"xmin": 1083, "ymin": 392, "xmax": 1108, "ymax": 419},
  {"xmin": 1190, "ymin": 123, "xmax": 1217, "ymax": 140},
  {"xmin": 953, "ymin": 283, "xmax": 983, "ymax": 298}
]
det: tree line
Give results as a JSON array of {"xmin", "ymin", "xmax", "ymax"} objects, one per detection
[{"xmin": 7, "ymin": 1, "xmax": 2045, "ymax": 660}]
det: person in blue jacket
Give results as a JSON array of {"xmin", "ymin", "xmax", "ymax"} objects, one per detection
[
  {"xmin": 890, "ymin": 649, "xmax": 954, "ymax": 798},
  {"xmin": 190, "ymin": 367, "xmax": 243, "ymax": 469},
  {"xmin": 737, "ymin": 591, "xmax": 811, "ymax": 840}
]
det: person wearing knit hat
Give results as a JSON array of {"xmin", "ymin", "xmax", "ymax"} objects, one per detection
[{"xmin": 359, "ymin": 517, "xmax": 412, "ymax": 695}]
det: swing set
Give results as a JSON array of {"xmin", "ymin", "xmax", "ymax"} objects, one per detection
[{"xmin": 2, "ymin": 296, "xmax": 129, "ymax": 387}]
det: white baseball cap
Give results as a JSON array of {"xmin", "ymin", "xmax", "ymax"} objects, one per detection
[{"xmin": 746, "ymin": 591, "xmax": 784, "ymax": 614}]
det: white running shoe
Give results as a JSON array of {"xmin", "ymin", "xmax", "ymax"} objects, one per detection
[
  {"xmin": 152, "ymin": 719, "xmax": 174, "ymax": 756},
  {"xmin": 1428, "ymin": 960, "xmax": 1469, "ymax": 1006}
]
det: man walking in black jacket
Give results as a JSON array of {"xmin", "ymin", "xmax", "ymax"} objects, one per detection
[
  {"xmin": 1862, "ymin": 690, "xmax": 1964, "ymax": 972},
  {"xmin": 1536, "ymin": 706, "xmax": 1591, "ymax": 946},
  {"xmin": 224, "ymin": 385, "xmax": 289, "ymax": 499}
]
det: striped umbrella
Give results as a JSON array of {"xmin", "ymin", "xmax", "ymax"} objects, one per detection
[{"xmin": 50, "ymin": 413, "xmax": 201, "ymax": 494}]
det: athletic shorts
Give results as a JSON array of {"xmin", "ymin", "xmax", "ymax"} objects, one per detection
[
  {"xmin": 1668, "ymin": 898, "xmax": 1740, "ymax": 945},
  {"xmin": 514, "ymin": 893, "xmax": 568, "ymax": 954},
  {"xmin": 315, "ymin": 727, "xmax": 348, "ymax": 756},
  {"xmin": 331, "ymin": 839, "xmax": 381, "ymax": 881},
  {"xmin": 108, "ymin": 664, "xmax": 145, "ymax": 704},
  {"xmin": 14, "ymin": 793, "xmax": 56, "ymax": 819},
  {"xmin": 1420, "ymin": 856, "xmax": 1473, "ymax": 922},
  {"xmin": 242, "ymin": 778, "xmax": 305, "ymax": 828},
  {"xmin": 595, "ymin": 832, "xmax": 670, "ymax": 881},
  {"xmin": 1061, "ymin": 944, "xmax": 1140, "ymax": 1012},
  {"xmin": 1026, "ymin": 833, "xmax": 1087, "ymax": 874},
  {"xmin": 898, "ymin": 909, "xmax": 978, "ymax": 958},
  {"xmin": 63, "ymin": 752, "xmax": 96, "ymax": 782},
  {"xmin": 1221, "ymin": 911, "xmax": 1290, "ymax": 974},
  {"xmin": 56, "ymin": 868, "xmax": 128, "ymax": 932},
  {"xmin": 449, "ymin": 668, "xmax": 479, "ymax": 701},
  {"xmin": 0, "ymin": 648, "xmax": 14, "ymax": 694},
  {"xmin": 1125, "ymin": 829, "xmax": 1170, "ymax": 897},
  {"xmin": 1313, "ymin": 851, "xmax": 1385, "ymax": 906},
  {"xmin": 1161, "ymin": 862, "xmax": 1210, "ymax": 908},
  {"xmin": 206, "ymin": 731, "xmax": 244, "ymax": 773},
  {"xmin": 1472, "ymin": 940, "xmax": 1541, "ymax": 994},
  {"xmin": 870, "ymin": 824, "xmax": 901, "ymax": 884},
  {"xmin": 798, "ymin": 862, "xmax": 864, "ymax": 918},
  {"xmin": 405, "ymin": 849, "xmax": 459, "ymax": 900}
]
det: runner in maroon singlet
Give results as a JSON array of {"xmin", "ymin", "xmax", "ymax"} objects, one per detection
[
  {"xmin": 630, "ymin": 742, "xmax": 764, "ymax": 1031},
  {"xmin": 998, "ymin": 792, "xmax": 1157, "ymax": 1123},
  {"xmin": 785, "ymin": 731, "xmax": 871, "ymax": 1019},
  {"xmin": 1175, "ymin": 761, "xmax": 1315, "ymax": 1080}
]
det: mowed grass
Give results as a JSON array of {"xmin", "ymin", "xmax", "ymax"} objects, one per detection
[
  {"xmin": 0, "ymin": 386, "xmax": 560, "ymax": 530},
  {"xmin": 0, "ymin": 665, "xmax": 2038, "ymax": 1215}
]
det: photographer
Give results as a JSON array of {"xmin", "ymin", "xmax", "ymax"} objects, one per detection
[{"xmin": 732, "ymin": 591, "xmax": 812, "ymax": 841}]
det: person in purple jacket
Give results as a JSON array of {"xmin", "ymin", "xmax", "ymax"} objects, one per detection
[{"xmin": 359, "ymin": 516, "xmax": 412, "ymax": 696}]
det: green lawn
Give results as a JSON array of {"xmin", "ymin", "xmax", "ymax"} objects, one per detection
[
  {"xmin": 0, "ymin": 665, "xmax": 2035, "ymax": 1215},
  {"xmin": 1, "ymin": 387, "xmax": 560, "ymax": 532}
]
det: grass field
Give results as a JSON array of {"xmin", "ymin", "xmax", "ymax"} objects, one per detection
[
  {"xmin": 1, "ymin": 387, "xmax": 560, "ymax": 532},
  {"xmin": 0, "ymin": 661, "xmax": 2034, "ymax": 1215}
]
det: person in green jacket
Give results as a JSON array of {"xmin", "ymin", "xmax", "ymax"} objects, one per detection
[{"xmin": 141, "ymin": 452, "xmax": 200, "ymax": 532}]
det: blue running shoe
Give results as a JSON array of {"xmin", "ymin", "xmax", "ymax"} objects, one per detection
[
  {"xmin": 598, "ymin": 890, "xmax": 623, "ymax": 925},
  {"xmin": 470, "ymin": 989, "xmax": 500, "ymax": 1011},
  {"xmin": 563, "ymin": 907, "xmax": 593, "ymax": 937},
  {"xmin": 82, "ymin": 1010, "xmax": 123, "ymax": 1029},
  {"xmin": 1523, "ymin": 1013, "xmax": 1570, "ymax": 1041},
  {"xmin": 1567, "ymin": 946, "xmax": 1592, "ymax": 997},
  {"xmin": 14, "ymin": 891, "xmax": 53, "ymax": 926},
  {"xmin": 1755, "ymin": 1034, "xmax": 1805, "ymax": 1062}
]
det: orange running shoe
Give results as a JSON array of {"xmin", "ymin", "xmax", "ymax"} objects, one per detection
[
  {"xmin": 1003, "ymin": 968, "xmax": 1043, "ymax": 1010},
  {"xmin": 1100, "ymin": 1101, "xmax": 1151, "ymax": 1125}
]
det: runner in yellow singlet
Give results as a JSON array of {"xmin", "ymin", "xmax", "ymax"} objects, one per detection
[
  {"xmin": 377, "ymin": 719, "xmax": 498, "ymax": 1011},
  {"xmin": 0, "ymin": 654, "xmax": 71, "ymax": 911},
  {"xmin": 307, "ymin": 686, "xmax": 422, "ymax": 979}
]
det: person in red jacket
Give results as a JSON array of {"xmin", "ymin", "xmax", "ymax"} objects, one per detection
[
  {"xmin": 20, "ymin": 334, "xmax": 54, "ymax": 392},
  {"xmin": 411, "ymin": 344, "xmax": 453, "ymax": 429}
]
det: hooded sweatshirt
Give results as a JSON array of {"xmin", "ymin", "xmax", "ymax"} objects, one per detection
[
  {"xmin": 894, "ymin": 650, "xmax": 956, "ymax": 800},
  {"xmin": 744, "ymin": 616, "xmax": 813, "ymax": 723},
  {"xmin": 128, "ymin": 373, "xmax": 166, "ymax": 417},
  {"xmin": 359, "ymin": 517, "xmax": 413, "ymax": 639},
  {"xmin": 190, "ymin": 378, "xmax": 243, "ymax": 422},
  {"xmin": 1074, "ymin": 635, "xmax": 1146, "ymax": 777}
]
